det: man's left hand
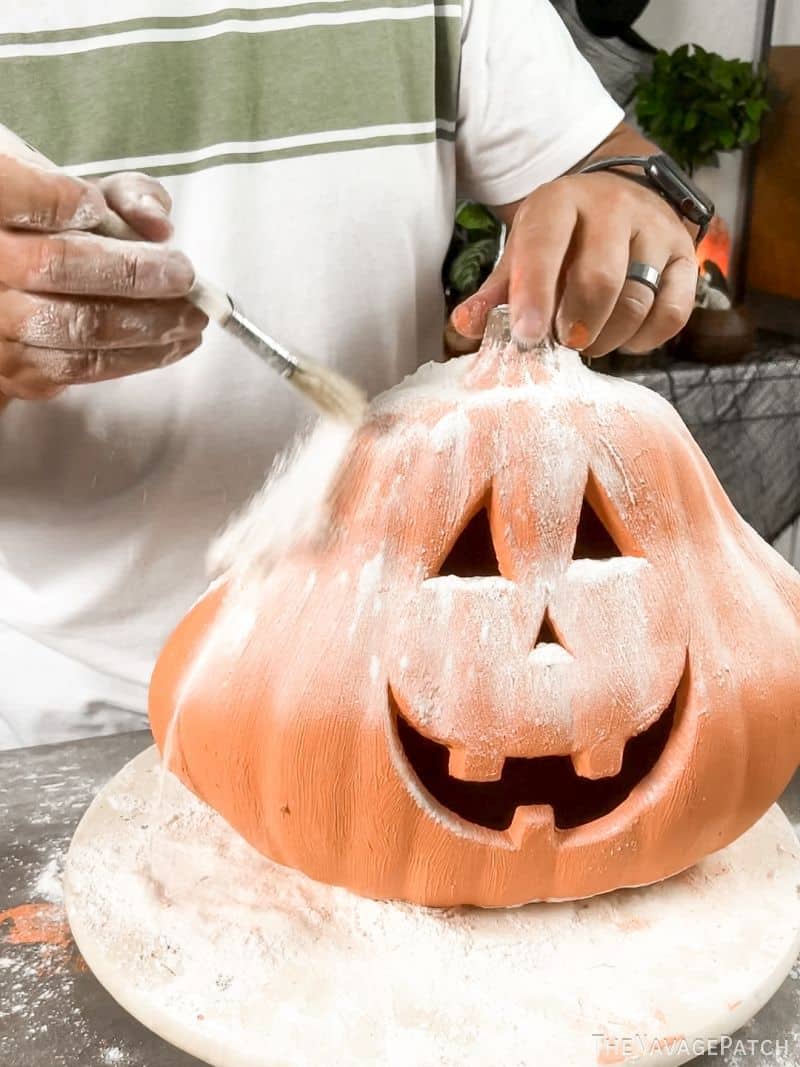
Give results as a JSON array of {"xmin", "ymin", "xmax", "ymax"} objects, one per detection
[{"xmin": 450, "ymin": 170, "xmax": 698, "ymax": 359}]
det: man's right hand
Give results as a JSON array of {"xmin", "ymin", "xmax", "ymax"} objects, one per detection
[{"xmin": 0, "ymin": 153, "xmax": 207, "ymax": 403}]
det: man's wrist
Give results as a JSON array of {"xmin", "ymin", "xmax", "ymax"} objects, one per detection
[
  {"xmin": 571, "ymin": 124, "xmax": 714, "ymax": 242},
  {"xmin": 577, "ymin": 154, "xmax": 713, "ymax": 244}
]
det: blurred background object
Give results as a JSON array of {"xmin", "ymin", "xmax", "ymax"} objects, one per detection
[
  {"xmin": 550, "ymin": 0, "xmax": 655, "ymax": 113},
  {"xmin": 443, "ymin": 201, "xmax": 503, "ymax": 315},
  {"xmin": 744, "ymin": 34, "xmax": 800, "ymax": 334}
]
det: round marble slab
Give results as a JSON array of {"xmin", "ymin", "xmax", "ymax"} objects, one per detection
[{"xmin": 64, "ymin": 747, "xmax": 800, "ymax": 1067}]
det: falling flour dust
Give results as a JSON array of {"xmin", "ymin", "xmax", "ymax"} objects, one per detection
[
  {"xmin": 207, "ymin": 417, "xmax": 356, "ymax": 582},
  {"xmin": 149, "ymin": 416, "xmax": 358, "ymax": 877}
]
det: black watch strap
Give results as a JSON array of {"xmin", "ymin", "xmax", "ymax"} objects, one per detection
[{"xmin": 578, "ymin": 153, "xmax": 714, "ymax": 243}]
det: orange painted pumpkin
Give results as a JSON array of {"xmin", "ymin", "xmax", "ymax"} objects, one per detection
[{"xmin": 150, "ymin": 308, "xmax": 800, "ymax": 907}]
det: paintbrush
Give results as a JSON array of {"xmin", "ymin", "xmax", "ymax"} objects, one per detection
[
  {"xmin": 97, "ymin": 210, "xmax": 368, "ymax": 424},
  {"xmin": 0, "ymin": 125, "xmax": 367, "ymax": 424}
]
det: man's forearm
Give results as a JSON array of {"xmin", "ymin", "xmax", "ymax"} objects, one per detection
[
  {"xmin": 570, "ymin": 121, "xmax": 655, "ymax": 172},
  {"xmin": 496, "ymin": 122, "xmax": 700, "ymax": 241},
  {"xmin": 492, "ymin": 122, "xmax": 649, "ymax": 226}
]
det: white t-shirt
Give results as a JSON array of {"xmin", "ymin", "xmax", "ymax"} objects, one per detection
[{"xmin": 0, "ymin": 0, "xmax": 622, "ymax": 747}]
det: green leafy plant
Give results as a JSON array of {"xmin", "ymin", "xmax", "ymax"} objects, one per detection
[
  {"xmin": 634, "ymin": 44, "xmax": 770, "ymax": 174},
  {"xmin": 443, "ymin": 200, "xmax": 502, "ymax": 310}
]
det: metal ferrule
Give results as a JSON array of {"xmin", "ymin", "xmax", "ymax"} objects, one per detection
[{"xmin": 225, "ymin": 306, "xmax": 300, "ymax": 380}]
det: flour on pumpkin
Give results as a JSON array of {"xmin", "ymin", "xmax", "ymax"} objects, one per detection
[
  {"xmin": 197, "ymin": 334, "xmax": 683, "ymax": 765},
  {"xmin": 221, "ymin": 341, "xmax": 665, "ymax": 752},
  {"xmin": 567, "ymin": 557, "xmax": 647, "ymax": 580}
]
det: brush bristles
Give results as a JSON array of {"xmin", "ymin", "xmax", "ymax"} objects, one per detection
[{"xmin": 291, "ymin": 360, "xmax": 368, "ymax": 424}]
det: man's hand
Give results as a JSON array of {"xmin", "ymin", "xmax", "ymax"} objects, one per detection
[
  {"xmin": 0, "ymin": 154, "xmax": 206, "ymax": 402},
  {"xmin": 450, "ymin": 130, "xmax": 699, "ymax": 359}
]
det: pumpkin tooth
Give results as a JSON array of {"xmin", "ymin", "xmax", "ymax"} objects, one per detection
[
  {"xmin": 508, "ymin": 804, "xmax": 556, "ymax": 847},
  {"xmin": 571, "ymin": 741, "xmax": 625, "ymax": 780},
  {"xmin": 447, "ymin": 746, "xmax": 505, "ymax": 783}
]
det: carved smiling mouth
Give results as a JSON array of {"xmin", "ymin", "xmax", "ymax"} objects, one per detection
[{"xmin": 390, "ymin": 688, "xmax": 678, "ymax": 831}]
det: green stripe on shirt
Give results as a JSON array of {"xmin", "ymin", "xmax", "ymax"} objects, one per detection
[
  {"xmin": 0, "ymin": 2, "xmax": 460, "ymax": 47},
  {"xmin": 4, "ymin": 14, "xmax": 462, "ymax": 174}
]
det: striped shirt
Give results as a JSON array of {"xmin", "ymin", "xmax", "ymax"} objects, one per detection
[{"xmin": 0, "ymin": 0, "xmax": 622, "ymax": 745}]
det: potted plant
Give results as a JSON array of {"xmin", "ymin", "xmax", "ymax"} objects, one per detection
[
  {"xmin": 633, "ymin": 44, "xmax": 770, "ymax": 363},
  {"xmin": 443, "ymin": 201, "xmax": 503, "ymax": 315},
  {"xmin": 633, "ymin": 43, "xmax": 770, "ymax": 176}
]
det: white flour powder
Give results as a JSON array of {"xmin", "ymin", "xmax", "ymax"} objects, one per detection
[{"xmin": 207, "ymin": 417, "xmax": 355, "ymax": 581}]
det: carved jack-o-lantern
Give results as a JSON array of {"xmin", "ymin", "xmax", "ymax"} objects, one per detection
[{"xmin": 150, "ymin": 309, "xmax": 800, "ymax": 907}]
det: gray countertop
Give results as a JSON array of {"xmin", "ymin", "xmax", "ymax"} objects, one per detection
[{"xmin": 1, "ymin": 731, "xmax": 798, "ymax": 1066}]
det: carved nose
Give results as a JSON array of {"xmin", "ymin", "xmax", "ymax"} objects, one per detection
[{"xmin": 529, "ymin": 609, "xmax": 572, "ymax": 665}]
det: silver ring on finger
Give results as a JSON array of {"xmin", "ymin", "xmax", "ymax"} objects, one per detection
[{"xmin": 626, "ymin": 261, "xmax": 662, "ymax": 295}]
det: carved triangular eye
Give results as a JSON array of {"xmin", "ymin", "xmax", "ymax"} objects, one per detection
[
  {"xmin": 572, "ymin": 493, "xmax": 623, "ymax": 561},
  {"xmin": 438, "ymin": 506, "xmax": 501, "ymax": 578}
]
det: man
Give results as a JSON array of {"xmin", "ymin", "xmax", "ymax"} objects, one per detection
[{"xmin": 0, "ymin": 1, "xmax": 700, "ymax": 748}]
